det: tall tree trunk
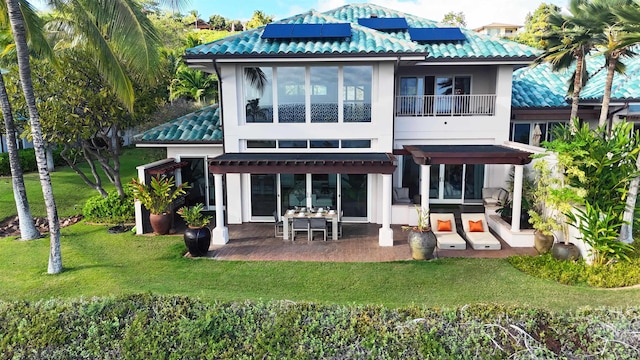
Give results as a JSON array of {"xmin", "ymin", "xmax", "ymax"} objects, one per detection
[
  {"xmin": 6, "ymin": 0, "xmax": 62, "ymax": 274},
  {"xmin": 599, "ymin": 57, "xmax": 617, "ymax": 129},
  {"xmin": 570, "ymin": 52, "xmax": 584, "ymax": 122},
  {"xmin": 620, "ymin": 155, "xmax": 640, "ymax": 244},
  {"xmin": 0, "ymin": 74, "xmax": 40, "ymax": 240}
]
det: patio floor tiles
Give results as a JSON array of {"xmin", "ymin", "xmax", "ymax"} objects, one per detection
[{"xmin": 207, "ymin": 223, "xmax": 538, "ymax": 262}]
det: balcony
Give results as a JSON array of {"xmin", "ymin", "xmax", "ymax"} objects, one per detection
[{"xmin": 395, "ymin": 94, "xmax": 496, "ymax": 117}]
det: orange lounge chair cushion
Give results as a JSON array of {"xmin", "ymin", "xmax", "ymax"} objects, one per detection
[
  {"xmin": 437, "ymin": 219, "xmax": 452, "ymax": 232},
  {"xmin": 469, "ymin": 220, "xmax": 484, "ymax": 232}
]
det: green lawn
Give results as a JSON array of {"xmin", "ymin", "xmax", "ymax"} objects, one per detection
[
  {"xmin": 0, "ymin": 148, "xmax": 638, "ymax": 310},
  {"xmin": 0, "ymin": 147, "xmax": 164, "ymax": 220},
  {"xmin": 0, "ymin": 222, "xmax": 638, "ymax": 309}
]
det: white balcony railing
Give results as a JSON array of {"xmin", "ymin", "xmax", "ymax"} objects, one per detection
[{"xmin": 395, "ymin": 94, "xmax": 496, "ymax": 117}]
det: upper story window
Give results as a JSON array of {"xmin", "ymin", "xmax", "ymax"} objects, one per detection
[
  {"xmin": 244, "ymin": 139, "xmax": 371, "ymax": 149},
  {"xmin": 245, "ymin": 67, "xmax": 273, "ymax": 123},
  {"xmin": 510, "ymin": 121, "xmax": 567, "ymax": 145},
  {"xmin": 343, "ymin": 66, "xmax": 372, "ymax": 122},
  {"xmin": 244, "ymin": 65, "xmax": 372, "ymax": 123}
]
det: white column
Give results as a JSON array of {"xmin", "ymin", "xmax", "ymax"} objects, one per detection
[
  {"xmin": 134, "ymin": 166, "xmax": 146, "ymax": 235},
  {"xmin": 511, "ymin": 165, "xmax": 524, "ymax": 232},
  {"xmin": 211, "ymin": 173, "xmax": 229, "ymax": 245},
  {"xmin": 378, "ymin": 174, "xmax": 394, "ymax": 246},
  {"xmin": 420, "ymin": 164, "xmax": 430, "ymax": 212}
]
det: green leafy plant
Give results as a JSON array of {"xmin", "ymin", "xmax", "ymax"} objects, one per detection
[
  {"xmin": 402, "ymin": 206, "xmax": 431, "ymax": 232},
  {"xmin": 566, "ymin": 201, "xmax": 634, "ymax": 266},
  {"xmin": 82, "ymin": 190, "xmax": 135, "ymax": 224},
  {"xmin": 128, "ymin": 175, "xmax": 190, "ymax": 215},
  {"xmin": 177, "ymin": 203, "xmax": 212, "ymax": 228},
  {"xmin": 527, "ymin": 160, "xmax": 564, "ymax": 236}
]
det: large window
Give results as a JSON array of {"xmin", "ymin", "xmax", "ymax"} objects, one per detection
[
  {"xmin": 277, "ymin": 67, "xmax": 306, "ymax": 123},
  {"xmin": 343, "ymin": 66, "xmax": 372, "ymax": 122},
  {"xmin": 246, "ymin": 65, "xmax": 372, "ymax": 123},
  {"xmin": 510, "ymin": 121, "xmax": 567, "ymax": 145},
  {"xmin": 311, "ymin": 67, "xmax": 338, "ymax": 123},
  {"xmin": 244, "ymin": 67, "xmax": 273, "ymax": 123}
]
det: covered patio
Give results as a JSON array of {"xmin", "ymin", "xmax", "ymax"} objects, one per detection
[{"xmin": 205, "ymin": 222, "xmax": 538, "ymax": 262}]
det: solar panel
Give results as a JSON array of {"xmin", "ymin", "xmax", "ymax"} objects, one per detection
[
  {"xmin": 262, "ymin": 23, "xmax": 351, "ymax": 39},
  {"xmin": 320, "ymin": 23, "xmax": 352, "ymax": 37},
  {"xmin": 408, "ymin": 27, "xmax": 466, "ymax": 42},
  {"xmin": 291, "ymin": 24, "xmax": 322, "ymax": 37},
  {"xmin": 357, "ymin": 17, "xmax": 408, "ymax": 30},
  {"xmin": 262, "ymin": 24, "xmax": 294, "ymax": 39}
]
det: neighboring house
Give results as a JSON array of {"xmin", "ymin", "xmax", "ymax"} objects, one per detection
[
  {"xmin": 188, "ymin": 19, "xmax": 212, "ymax": 30},
  {"xmin": 0, "ymin": 132, "xmax": 33, "ymax": 153},
  {"xmin": 135, "ymin": 3, "xmax": 539, "ymax": 246},
  {"xmin": 511, "ymin": 53, "xmax": 640, "ymax": 145},
  {"xmin": 473, "ymin": 23, "xmax": 522, "ymax": 38}
]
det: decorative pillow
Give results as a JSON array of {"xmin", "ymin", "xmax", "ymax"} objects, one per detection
[
  {"xmin": 437, "ymin": 219, "xmax": 452, "ymax": 232},
  {"xmin": 469, "ymin": 220, "xmax": 484, "ymax": 232}
]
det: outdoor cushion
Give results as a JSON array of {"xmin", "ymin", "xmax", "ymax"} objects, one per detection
[
  {"xmin": 460, "ymin": 213, "xmax": 501, "ymax": 250},
  {"xmin": 430, "ymin": 213, "xmax": 466, "ymax": 250},
  {"xmin": 392, "ymin": 187, "xmax": 412, "ymax": 204},
  {"xmin": 469, "ymin": 220, "xmax": 484, "ymax": 232},
  {"xmin": 437, "ymin": 219, "xmax": 452, "ymax": 232}
]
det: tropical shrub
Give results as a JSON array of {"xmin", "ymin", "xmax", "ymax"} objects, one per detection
[
  {"xmin": 540, "ymin": 120, "xmax": 640, "ymax": 256},
  {"xmin": 0, "ymin": 294, "xmax": 639, "ymax": 359},
  {"xmin": 82, "ymin": 190, "xmax": 135, "ymax": 224},
  {"xmin": 509, "ymin": 245, "xmax": 640, "ymax": 288},
  {"xmin": 567, "ymin": 201, "xmax": 635, "ymax": 265}
]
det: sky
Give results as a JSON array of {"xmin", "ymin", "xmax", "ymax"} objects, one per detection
[{"xmin": 184, "ymin": 0, "xmax": 569, "ymax": 29}]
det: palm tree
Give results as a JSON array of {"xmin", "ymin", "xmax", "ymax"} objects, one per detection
[
  {"xmin": 4, "ymin": 0, "xmax": 186, "ymax": 273},
  {"xmin": 585, "ymin": 0, "xmax": 639, "ymax": 128},
  {"xmin": 607, "ymin": 1, "xmax": 640, "ymax": 243},
  {"xmin": 6, "ymin": 0, "xmax": 61, "ymax": 273},
  {"xmin": 534, "ymin": 0, "xmax": 598, "ymax": 122},
  {"xmin": 0, "ymin": 1, "xmax": 53, "ymax": 241},
  {"xmin": 170, "ymin": 65, "xmax": 218, "ymax": 105}
]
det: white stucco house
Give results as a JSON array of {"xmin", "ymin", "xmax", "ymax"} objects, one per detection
[{"xmin": 134, "ymin": 3, "xmax": 541, "ymax": 247}]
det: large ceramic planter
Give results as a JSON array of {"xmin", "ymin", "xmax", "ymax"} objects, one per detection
[
  {"xmin": 149, "ymin": 213, "xmax": 172, "ymax": 235},
  {"xmin": 408, "ymin": 230, "xmax": 437, "ymax": 260},
  {"xmin": 534, "ymin": 231, "xmax": 554, "ymax": 254},
  {"xmin": 552, "ymin": 242, "xmax": 580, "ymax": 261},
  {"xmin": 184, "ymin": 227, "xmax": 211, "ymax": 257}
]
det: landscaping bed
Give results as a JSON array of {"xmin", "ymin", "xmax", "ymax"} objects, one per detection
[{"xmin": 0, "ymin": 294, "xmax": 638, "ymax": 359}]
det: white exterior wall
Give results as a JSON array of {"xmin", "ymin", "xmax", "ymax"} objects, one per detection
[
  {"xmin": 166, "ymin": 145, "xmax": 223, "ymax": 159},
  {"xmin": 217, "ymin": 60, "xmax": 396, "ymax": 225},
  {"xmin": 219, "ymin": 62, "xmax": 395, "ymax": 153},
  {"xmin": 394, "ymin": 65, "xmax": 513, "ymax": 147}
]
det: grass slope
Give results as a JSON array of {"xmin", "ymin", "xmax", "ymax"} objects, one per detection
[{"xmin": 1, "ymin": 222, "xmax": 639, "ymax": 309}]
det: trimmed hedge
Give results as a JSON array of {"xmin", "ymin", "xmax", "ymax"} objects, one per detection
[
  {"xmin": 1, "ymin": 294, "xmax": 638, "ymax": 359},
  {"xmin": 0, "ymin": 148, "xmax": 65, "ymax": 176}
]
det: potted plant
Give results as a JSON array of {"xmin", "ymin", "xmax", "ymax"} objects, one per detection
[
  {"xmin": 527, "ymin": 160, "xmax": 560, "ymax": 254},
  {"xmin": 129, "ymin": 175, "xmax": 190, "ymax": 235},
  {"xmin": 177, "ymin": 203, "xmax": 212, "ymax": 257},
  {"xmin": 528, "ymin": 159, "xmax": 580, "ymax": 259},
  {"xmin": 402, "ymin": 206, "xmax": 436, "ymax": 260}
]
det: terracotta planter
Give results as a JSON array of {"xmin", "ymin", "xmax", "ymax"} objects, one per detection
[
  {"xmin": 552, "ymin": 242, "xmax": 580, "ymax": 261},
  {"xmin": 149, "ymin": 213, "xmax": 172, "ymax": 235},
  {"xmin": 534, "ymin": 231, "xmax": 554, "ymax": 254},
  {"xmin": 408, "ymin": 230, "xmax": 437, "ymax": 260},
  {"xmin": 184, "ymin": 227, "xmax": 211, "ymax": 257}
]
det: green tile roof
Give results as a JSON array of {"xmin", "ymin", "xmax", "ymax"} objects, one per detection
[
  {"xmin": 185, "ymin": 3, "xmax": 537, "ymax": 61},
  {"xmin": 512, "ymin": 54, "xmax": 640, "ymax": 108},
  {"xmin": 134, "ymin": 105, "xmax": 222, "ymax": 143}
]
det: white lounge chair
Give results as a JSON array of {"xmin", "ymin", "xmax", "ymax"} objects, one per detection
[
  {"xmin": 430, "ymin": 213, "xmax": 466, "ymax": 250},
  {"xmin": 460, "ymin": 213, "xmax": 501, "ymax": 250}
]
